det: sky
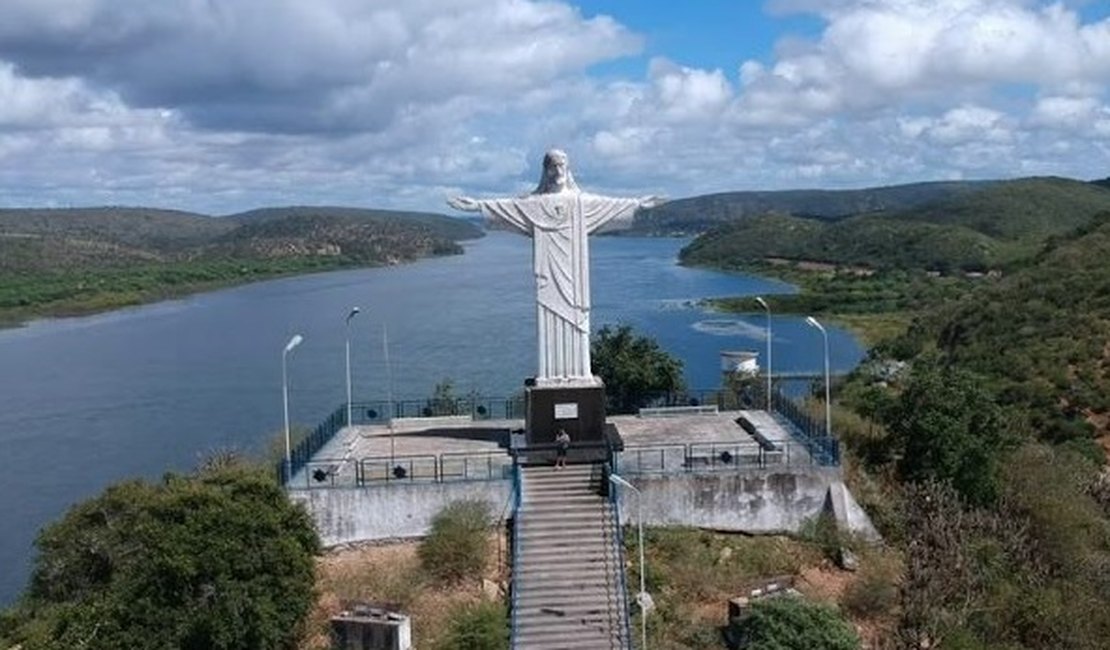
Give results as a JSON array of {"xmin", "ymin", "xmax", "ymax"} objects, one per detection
[{"xmin": 0, "ymin": 0, "xmax": 1109, "ymax": 215}]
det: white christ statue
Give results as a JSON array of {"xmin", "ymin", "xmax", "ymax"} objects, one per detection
[{"xmin": 448, "ymin": 149, "xmax": 663, "ymax": 384}]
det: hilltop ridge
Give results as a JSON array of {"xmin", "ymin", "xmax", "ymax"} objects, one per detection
[{"xmin": 0, "ymin": 205, "xmax": 482, "ymax": 325}]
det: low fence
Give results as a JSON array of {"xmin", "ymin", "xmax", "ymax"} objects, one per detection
[
  {"xmin": 278, "ymin": 404, "xmax": 348, "ymax": 485},
  {"xmin": 618, "ymin": 438, "xmax": 839, "ymax": 475},
  {"xmin": 279, "ymin": 378, "xmax": 845, "ymax": 485},
  {"xmin": 286, "ymin": 450, "xmax": 514, "ymax": 489}
]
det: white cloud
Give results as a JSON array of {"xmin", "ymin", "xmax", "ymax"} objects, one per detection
[{"xmin": 0, "ymin": 1, "xmax": 1109, "ymax": 213}]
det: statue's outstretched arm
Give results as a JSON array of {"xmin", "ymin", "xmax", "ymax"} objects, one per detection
[
  {"xmin": 447, "ymin": 195, "xmax": 482, "ymax": 212},
  {"xmin": 638, "ymin": 195, "xmax": 667, "ymax": 209}
]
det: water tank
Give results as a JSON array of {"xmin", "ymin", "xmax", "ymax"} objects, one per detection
[{"xmin": 330, "ymin": 603, "xmax": 412, "ymax": 650}]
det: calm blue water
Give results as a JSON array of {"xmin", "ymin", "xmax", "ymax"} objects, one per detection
[{"xmin": 0, "ymin": 233, "xmax": 863, "ymax": 604}]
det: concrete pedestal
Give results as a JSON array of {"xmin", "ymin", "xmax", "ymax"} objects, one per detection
[{"xmin": 525, "ymin": 380, "xmax": 607, "ymax": 446}]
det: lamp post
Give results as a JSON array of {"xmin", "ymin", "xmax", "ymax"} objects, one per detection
[
  {"xmin": 805, "ymin": 316, "xmax": 831, "ymax": 437},
  {"xmin": 282, "ymin": 334, "xmax": 305, "ymax": 482},
  {"xmin": 754, "ymin": 296, "xmax": 772, "ymax": 412},
  {"xmin": 609, "ymin": 473, "xmax": 648, "ymax": 650},
  {"xmin": 345, "ymin": 307, "xmax": 361, "ymax": 428}
]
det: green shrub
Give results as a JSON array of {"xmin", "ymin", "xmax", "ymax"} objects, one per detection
[
  {"xmin": 2, "ymin": 466, "xmax": 319, "ymax": 650},
  {"xmin": 419, "ymin": 500, "xmax": 492, "ymax": 583},
  {"xmin": 843, "ymin": 567, "xmax": 898, "ymax": 618},
  {"xmin": 735, "ymin": 596, "xmax": 860, "ymax": 650},
  {"xmin": 435, "ymin": 600, "xmax": 508, "ymax": 650}
]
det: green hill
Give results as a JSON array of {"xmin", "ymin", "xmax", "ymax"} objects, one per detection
[
  {"xmin": 0, "ymin": 206, "xmax": 481, "ymax": 325},
  {"xmin": 895, "ymin": 213, "xmax": 1110, "ymax": 442},
  {"xmin": 0, "ymin": 207, "xmax": 231, "ymax": 254},
  {"xmin": 681, "ymin": 213, "xmax": 1005, "ymax": 273},
  {"xmin": 680, "ymin": 178, "xmax": 1110, "ymax": 273},
  {"xmin": 891, "ymin": 177, "xmax": 1110, "ymax": 240},
  {"xmin": 630, "ymin": 180, "xmax": 991, "ymax": 235}
]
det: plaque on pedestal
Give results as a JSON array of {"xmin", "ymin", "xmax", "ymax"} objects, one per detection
[{"xmin": 525, "ymin": 378, "xmax": 606, "ymax": 446}]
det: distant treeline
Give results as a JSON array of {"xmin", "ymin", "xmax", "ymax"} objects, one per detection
[
  {"xmin": 678, "ymin": 177, "xmax": 1110, "ymax": 273},
  {"xmin": 0, "ymin": 206, "xmax": 482, "ymax": 324}
]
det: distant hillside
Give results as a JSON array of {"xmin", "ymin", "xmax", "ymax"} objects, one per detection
[
  {"xmin": 892, "ymin": 213, "xmax": 1110, "ymax": 441},
  {"xmin": 630, "ymin": 180, "xmax": 992, "ymax": 235},
  {"xmin": 0, "ymin": 207, "xmax": 231, "ymax": 253},
  {"xmin": 680, "ymin": 178, "xmax": 1110, "ymax": 273},
  {"xmin": 0, "ymin": 206, "xmax": 481, "ymax": 325},
  {"xmin": 226, "ymin": 206, "xmax": 479, "ymax": 241},
  {"xmin": 890, "ymin": 177, "xmax": 1110, "ymax": 240},
  {"xmin": 1093, "ymin": 177, "xmax": 1110, "ymax": 189}
]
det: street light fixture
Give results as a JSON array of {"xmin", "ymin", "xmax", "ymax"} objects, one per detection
[
  {"xmin": 609, "ymin": 473, "xmax": 649, "ymax": 650},
  {"xmin": 754, "ymin": 297, "xmax": 772, "ymax": 412},
  {"xmin": 345, "ymin": 307, "xmax": 361, "ymax": 428},
  {"xmin": 282, "ymin": 334, "xmax": 305, "ymax": 482},
  {"xmin": 805, "ymin": 316, "xmax": 831, "ymax": 437}
]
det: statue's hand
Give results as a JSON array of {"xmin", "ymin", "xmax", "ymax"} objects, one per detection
[
  {"xmin": 638, "ymin": 195, "xmax": 667, "ymax": 209},
  {"xmin": 447, "ymin": 195, "xmax": 481, "ymax": 212}
]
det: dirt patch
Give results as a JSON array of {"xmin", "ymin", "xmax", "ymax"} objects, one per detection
[
  {"xmin": 795, "ymin": 563, "xmax": 854, "ymax": 604},
  {"xmin": 301, "ymin": 534, "xmax": 507, "ymax": 650}
]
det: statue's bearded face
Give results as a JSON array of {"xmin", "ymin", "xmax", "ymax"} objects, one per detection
[{"xmin": 545, "ymin": 153, "xmax": 569, "ymax": 191}]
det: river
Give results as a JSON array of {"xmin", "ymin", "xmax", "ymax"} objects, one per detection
[{"xmin": 0, "ymin": 232, "xmax": 864, "ymax": 604}]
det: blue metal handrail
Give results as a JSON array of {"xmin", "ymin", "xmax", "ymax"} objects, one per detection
[
  {"xmin": 608, "ymin": 456, "xmax": 635, "ymax": 649},
  {"xmin": 509, "ymin": 461, "xmax": 523, "ymax": 649}
]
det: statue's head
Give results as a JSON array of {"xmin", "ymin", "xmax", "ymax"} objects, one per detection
[{"xmin": 534, "ymin": 149, "xmax": 579, "ymax": 194}]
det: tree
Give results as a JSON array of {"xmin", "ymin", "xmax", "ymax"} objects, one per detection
[
  {"xmin": 885, "ymin": 354, "xmax": 1015, "ymax": 505},
  {"xmin": 3, "ymin": 464, "xmax": 319, "ymax": 650},
  {"xmin": 418, "ymin": 500, "xmax": 492, "ymax": 584},
  {"xmin": 591, "ymin": 324, "xmax": 685, "ymax": 414},
  {"xmin": 733, "ymin": 596, "xmax": 860, "ymax": 650},
  {"xmin": 435, "ymin": 600, "xmax": 508, "ymax": 650}
]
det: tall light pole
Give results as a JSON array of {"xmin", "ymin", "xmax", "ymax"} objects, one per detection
[
  {"xmin": 754, "ymin": 296, "xmax": 772, "ymax": 412},
  {"xmin": 282, "ymin": 334, "xmax": 305, "ymax": 482},
  {"xmin": 345, "ymin": 307, "xmax": 361, "ymax": 427},
  {"xmin": 609, "ymin": 473, "xmax": 648, "ymax": 650},
  {"xmin": 805, "ymin": 317, "xmax": 831, "ymax": 437}
]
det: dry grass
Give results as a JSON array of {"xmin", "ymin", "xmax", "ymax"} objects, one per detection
[{"xmin": 300, "ymin": 532, "xmax": 508, "ymax": 650}]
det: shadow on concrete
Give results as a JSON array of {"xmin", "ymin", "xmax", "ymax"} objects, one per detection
[{"xmin": 391, "ymin": 427, "xmax": 511, "ymax": 449}]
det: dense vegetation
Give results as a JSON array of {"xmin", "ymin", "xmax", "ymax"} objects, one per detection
[
  {"xmin": 0, "ymin": 462, "xmax": 319, "ymax": 650},
  {"xmin": 591, "ymin": 324, "xmax": 686, "ymax": 413},
  {"xmin": 735, "ymin": 597, "xmax": 861, "ymax": 650},
  {"xmin": 683, "ymin": 175, "xmax": 1110, "ymax": 648},
  {"xmin": 0, "ymin": 206, "xmax": 481, "ymax": 325},
  {"xmin": 680, "ymin": 178, "xmax": 1110, "ymax": 273},
  {"xmin": 630, "ymin": 180, "xmax": 991, "ymax": 235}
]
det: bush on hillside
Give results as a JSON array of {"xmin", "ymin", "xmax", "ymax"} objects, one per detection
[
  {"xmin": 733, "ymin": 596, "xmax": 860, "ymax": 650},
  {"xmin": 435, "ymin": 599, "xmax": 508, "ymax": 650},
  {"xmin": 419, "ymin": 500, "xmax": 492, "ymax": 583},
  {"xmin": 1, "ymin": 465, "xmax": 319, "ymax": 650}
]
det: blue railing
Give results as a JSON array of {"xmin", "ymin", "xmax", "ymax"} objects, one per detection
[
  {"xmin": 607, "ymin": 459, "xmax": 635, "ymax": 649},
  {"xmin": 771, "ymin": 389, "xmax": 840, "ymax": 465},
  {"xmin": 280, "ymin": 381, "xmax": 843, "ymax": 485},
  {"xmin": 277, "ymin": 404, "xmax": 347, "ymax": 485},
  {"xmin": 509, "ymin": 462, "xmax": 523, "ymax": 649}
]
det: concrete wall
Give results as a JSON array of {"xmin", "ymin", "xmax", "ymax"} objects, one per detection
[
  {"xmin": 289, "ymin": 480, "xmax": 512, "ymax": 547},
  {"xmin": 616, "ymin": 468, "xmax": 841, "ymax": 534}
]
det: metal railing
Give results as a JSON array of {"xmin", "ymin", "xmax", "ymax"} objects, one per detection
[
  {"xmin": 606, "ymin": 459, "xmax": 635, "ymax": 649},
  {"xmin": 286, "ymin": 450, "xmax": 514, "ymax": 489},
  {"xmin": 348, "ymin": 397, "xmax": 527, "ymax": 423},
  {"xmin": 509, "ymin": 462, "xmax": 523, "ymax": 649},
  {"xmin": 278, "ymin": 404, "xmax": 347, "ymax": 485},
  {"xmin": 618, "ymin": 438, "xmax": 838, "ymax": 475},
  {"xmin": 281, "ymin": 380, "xmax": 844, "ymax": 485}
]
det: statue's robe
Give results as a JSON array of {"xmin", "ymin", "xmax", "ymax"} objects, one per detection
[{"xmin": 472, "ymin": 191, "xmax": 640, "ymax": 381}]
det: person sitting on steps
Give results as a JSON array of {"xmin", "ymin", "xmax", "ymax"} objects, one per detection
[{"xmin": 554, "ymin": 428, "xmax": 570, "ymax": 470}]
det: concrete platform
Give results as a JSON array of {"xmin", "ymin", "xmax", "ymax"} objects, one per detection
[{"xmin": 289, "ymin": 408, "xmax": 803, "ymax": 487}]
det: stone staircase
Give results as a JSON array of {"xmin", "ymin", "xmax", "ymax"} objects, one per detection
[{"xmin": 512, "ymin": 464, "xmax": 631, "ymax": 649}]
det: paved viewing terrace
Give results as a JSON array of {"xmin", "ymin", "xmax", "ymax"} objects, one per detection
[{"xmin": 287, "ymin": 406, "xmax": 829, "ymax": 489}]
